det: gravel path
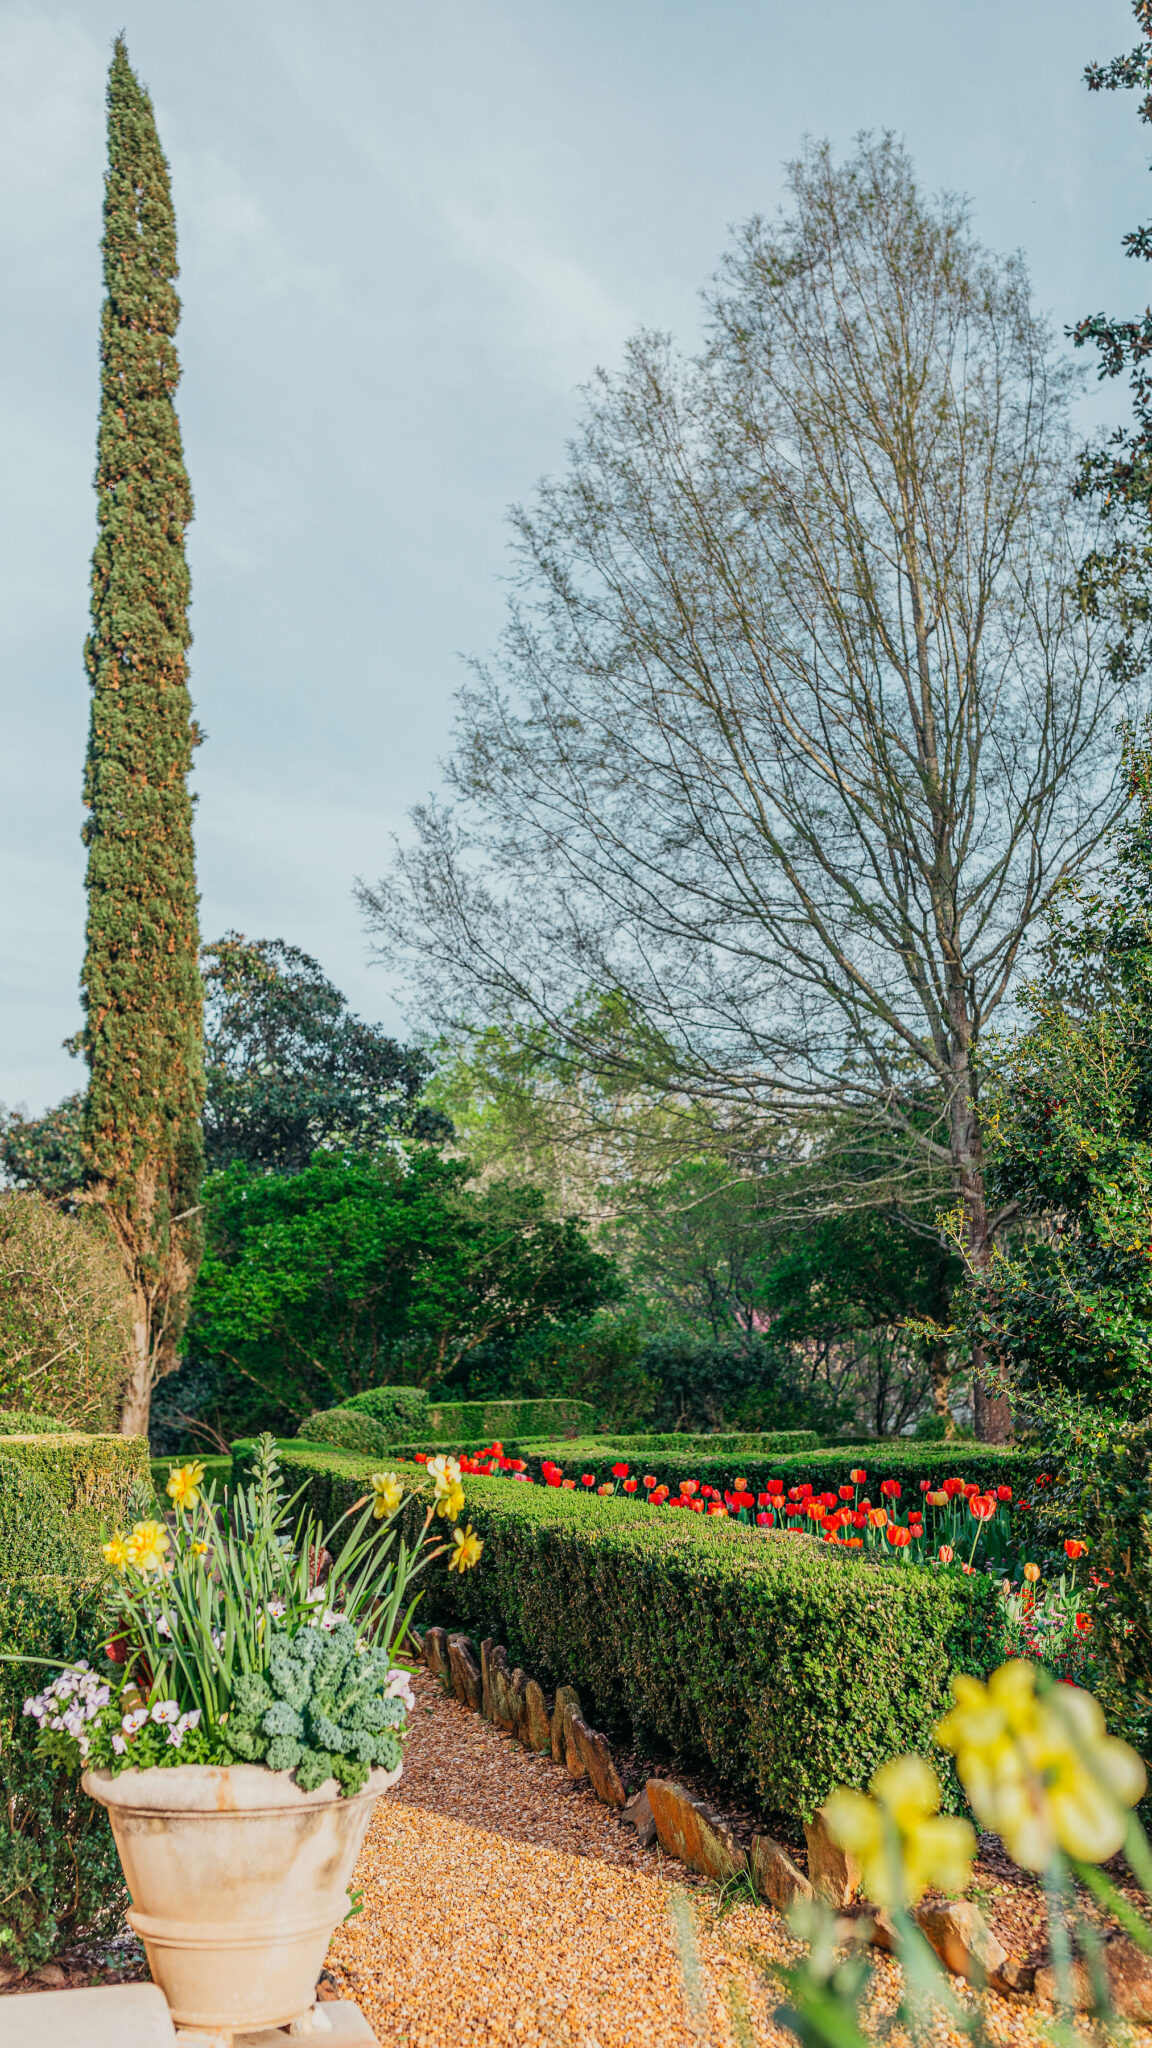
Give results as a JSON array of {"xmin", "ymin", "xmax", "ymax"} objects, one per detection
[{"xmin": 324, "ymin": 1669, "xmax": 1135, "ymax": 2048}]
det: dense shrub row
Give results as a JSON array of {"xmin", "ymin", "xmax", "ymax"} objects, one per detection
[
  {"xmin": 0, "ymin": 1427, "xmax": 150, "ymax": 1576},
  {"xmin": 300, "ymin": 1392, "xmax": 598, "ymax": 1457},
  {"xmin": 487, "ymin": 1436, "xmax": 1038, "ymax": 1502},
  {"xmin": 264, "ymin": 1441, "xmax": 1003, "ymax": 1818}
]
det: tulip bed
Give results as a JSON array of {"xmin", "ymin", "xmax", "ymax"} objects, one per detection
[{"xmin": 270, "ymin": 1439, "xmax": 1010, "ymax": 1818}]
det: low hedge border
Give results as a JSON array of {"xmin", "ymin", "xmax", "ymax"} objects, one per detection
[
  {"xmin": 0, "ymin": 1578, "xmax": 127, "ymax": 1971},
  {"xmin": 265, "ymin": 1441, "xmax": 1003, "ymax": 1819},
  {"xmin": 465, "ymin": 1438, "xmax": 1039, "ymax": 1501},
  {"xmin": 0, "ymin": 1432, "xmax": 151, "ymax": 1575}
]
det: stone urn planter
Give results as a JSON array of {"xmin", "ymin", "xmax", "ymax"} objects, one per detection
[{"xmin": 84, "ymin": 1758, "xmax": 400, "ymax": 2039}]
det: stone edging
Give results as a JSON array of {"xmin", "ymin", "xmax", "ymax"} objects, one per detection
[{"xmin": 415, "ymin": 1628, "xmax": 1152, "ymax": 2016}]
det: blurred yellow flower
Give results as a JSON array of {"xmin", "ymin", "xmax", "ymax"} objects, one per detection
[
  {"xmin": 823, "ymin": 1753, "xmax": 975, "ymax": 1908},
  {"xmin": 435, "ymin": 1480, "xmax": 466, "ymax": 1521},
  {"xmin": 935, "ymin": 1660, "xmax": 1146, "ymax": 1870},
  {"xmin": 102, "ymin": 1532, "xmax": 130, "ymax": 1572},
  {"xmin": 448, "ymin": 1523, "xmax": 483, "ymax": 1573},
  {"xmin": 427, "ymin": 1454, "xmax": 461, "ymax": 1497},
  {"xmin": 125, "ymin": 1520, "xmax": 170, "ymax": 1576},
  {"xmin": 166, "ymin": 1462, "xmax": 205, "ymax": 1511},
  {"xmin": 370, "ymin": 1471, "xmax": 403, "ymax": 1520},
  {"xmin": 191, "ymin": 1539, "xmax": 209, "ymax": 1556}
]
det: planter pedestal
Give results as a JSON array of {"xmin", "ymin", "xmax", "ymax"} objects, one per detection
[{"xmin": 84, "ymin": 1762, "xmax": 398, "ymax": 2043}]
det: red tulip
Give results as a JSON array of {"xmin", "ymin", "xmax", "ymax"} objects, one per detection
[
  {"xmin": 880, "ymin": 1479, "xmax": 901, "ymax": 1499},
  {"xmin": 756, "ymin": 1512, "xmax": 770, "ymax": 1526},
  {"xmin": 581, "ymin": 1474, "xmax": 594, "ymax": 1487},
  {"xmin": 1064, "ymin": 1539, "xmax": 1088, "ymax": 1560},
  {"xmin": 623, "ymin": 1477, "xmax": 638, "ymax": 1493},
  {"xmin": 766, "ymin": 1479, "xmax": 784, "ymax": 1496},
  {"xmin": 968, "ymin": 1494, "xmax": 996, "ymax": 1522},
  {"xmin": 680, "ymin": 1480, "xmax": 699, "ymax": 1497},
  {"xmin": 838, "ymin": 1486, "xmax": 854, "ymax": 1500},
  {"xmin": 611, "ymin": 1462, "xmax": 629, "ymax": 1479},
  {"xmin": 849, "ymin": 1468, "xmax": 866, "ymax": 1484},
  {"xmin": 997, "ymin": 1486, "xmax": 1012, "ymax": 1502},
  {"xmin": 886, "ymin": 1525, "xmax": 911, "ymax": 1548},
  {"xmin": 643, "ymin": 1476, "xmax": 657, "ymax": 1489},
  {"xmin": 942, "ymin": 1477, "xmax": 965, "ymax": 1499},
  {"xmin": 1074, "ymin": 1613, "xmax": 1093, "ymax": 1634}
]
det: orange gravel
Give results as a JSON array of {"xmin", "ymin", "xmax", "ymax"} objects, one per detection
[{"xmin": 324, "ymin": 1669, "xmax": 1151, "ymax": 2048}]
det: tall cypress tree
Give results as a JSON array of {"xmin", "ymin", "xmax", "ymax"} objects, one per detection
[{"xmin": 80, "ymin": 39, "xmax": 203, "ymax": 1436}]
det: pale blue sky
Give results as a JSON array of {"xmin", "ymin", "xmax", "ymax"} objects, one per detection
[{"xmin": 0, "ymin": 0, "xmax": 1142, "ymax": 1112}]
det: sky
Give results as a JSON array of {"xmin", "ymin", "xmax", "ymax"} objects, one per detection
[{"xmin": 0, "ymin": 0, "xmax": 1144, "ymax": 1114}]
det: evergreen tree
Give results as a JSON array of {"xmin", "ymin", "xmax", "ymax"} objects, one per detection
[{"xmin": 80, "ymin": 39, "xmax": 203, "ymax": 1436}]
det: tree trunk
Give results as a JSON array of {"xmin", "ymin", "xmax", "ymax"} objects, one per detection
[{"xmin": 948, "ymin": 1048, "xmax": 1012, "ymax": 1442}]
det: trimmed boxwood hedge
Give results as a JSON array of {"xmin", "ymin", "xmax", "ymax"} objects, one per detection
[
  {"xmin": 262, "ymin": 1441, "xmax": 1004, "ymax": 1819},
  {"xmin": 482, "ymin": 1437, "xmax": 1039, "ymax": 1501},
  {"xmin": 0, "ymin": 1577, "xmax": 127, "ymax": 1972},
  {"xmin": 0, "ymin": 1431, "xmax": 151, "ymax": 1575},
  {"xmin": 550, "ymin": 1430, "xmax": 822, "ymax": 1457}
]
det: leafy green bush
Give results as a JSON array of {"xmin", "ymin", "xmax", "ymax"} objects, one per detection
[
  {"xmin": 495, "ymin": 1437, "xmax": 1037, "ymax": 1500},
  {"xmin": 0, "ymin": 1193, "xmax": 133, "ymax": 1427},
  {"xmin": 269, "ymin": 1444, "xmax": 1003, "ymax": 1817},
  {"xmin": 0, "ymin": 1431, "xmax": 150, "ymax": 1575},
  {"xmin": 0, "ymin": 1408, "xmax": 68, "ymax": 1435},
  {"xmin": 342, "ymin": 1384, "xmax": 430, "ymax": 1431},
  {"xmin": 0, "ymin": 1577, "xmax": 126, "ymax": 1972},
  {"xmin": 302, "ymin": 1395, "xmax": 599, "ymax": 1456},
  {"xmin": 297, "ymin": 1408, "xmax": 394, "ymax": 1455}
]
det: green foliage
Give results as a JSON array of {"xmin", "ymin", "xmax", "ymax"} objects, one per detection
[
  {"xmin": 0, "ymin": 1431, "xmax": 150, "ymax": 1575},
  {"xmin": 340, "ymin": 1384, "xmax": 430, "ymax": 1429},
  {"xmin": 273, "ymin": 1447, "xmax": 1003, "ymax": 1817},
  {"xmin": 79, "ymin": 38, "xmax": 203, "ymax": 1416},
  {"xmin": 0, "ymin": 1192, "xmax": 133, "ymax": 1426},
  {"xmin": 190, "ymin": 1150, "xmax": 620, "ymax": 1428},
  {"xmin": 0, "ymin": 1578, "xmax": 126, "ymax": 1972},
  {"xmin": 483, "ymin": 1437, "xmax": 1036, "ymax": 1500},
  {"xmin": 0, "ymin": 1409, "xmax": 68, "ymax": 1435},
  {"xmin": 1073, "ymin": 2, "xmax": 1152, "ymax": 670},
  {"xmin": 538, "ymin": 1430, "xmax": 821, "ymax": 1457},
  {"xmin": 966, "ymin": 731, "xmax": 1152, "ymax": 1409},
  {"xmin": 0, "ymin": 1095, "xmax": 85, "ymax": 1206},
  {"xmin": 223, "ymin": 1617, "xmax": 406, "ymax": 1796},
  {"xmin": 298, "ymin": 1409, "xmax": 395, "ymax": 1456},
  {"xmin": 201, "ymin": 934, "xmax": 449, "ymax": 1173}
]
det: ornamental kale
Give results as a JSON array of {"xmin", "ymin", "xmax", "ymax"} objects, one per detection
[{"xmin": 223, "ymin": 1619, "xmax": 413, "ymax": 1795}]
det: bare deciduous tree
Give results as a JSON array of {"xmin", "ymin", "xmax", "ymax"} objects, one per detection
[{"xmin": 364, "ymin": 138, "xmax": 1142, "ymax": 1438}]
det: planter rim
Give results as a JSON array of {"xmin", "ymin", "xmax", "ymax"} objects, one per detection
[{"xmin": 83, "ymin": 1759, "xmax": 399, "ymax": 1813}]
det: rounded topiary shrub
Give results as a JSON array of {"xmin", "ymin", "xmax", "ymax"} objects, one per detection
[
  {"xmin": 298, "ymin": 1408, "xmax": 393, "ymax": 1455},
  {"xmin": 0, "ymin": 1192, "xmax": 133, "ymax": 1429}
]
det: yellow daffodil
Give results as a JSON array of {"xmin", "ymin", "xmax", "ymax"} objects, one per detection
[
  {"xmin": 370, "ymin": 1471, "xmax": 404, "ymax": 1520},
  {"xmin": 435, "ymin": 1480, "xmax": 466, "ymax": 1521},
  {"xmin": 102, "ymin": 1532, "xmax": 130, "ymax": 1572},
  {"xmin": 427, "ymin": 1454, "xmax": 462, "ymax": 1497},
  {"xmin": 823, "ymin": 1753, "xmax": 975, "ymax": 1909},
  {"xmin": 934, "ymin": 1660, "xmax": 1146, "ymax": 1870},
  {"xmin": 191, "ymin": 1539, "xmax": 209, "ymax": 1556},
  {"xmin": 166, "ymin": 1461, "xmax": 205, "ymax": 1511},
  {"xmin": 448, "ymin": 1523, "xmax": 483, "ymax": 1573},
  {"xmin": 125, "ymin": 1520, "xmax": 170, "ymax": 1576}
]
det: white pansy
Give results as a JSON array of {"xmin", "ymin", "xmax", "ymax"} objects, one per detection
[
  {"xmin": 150, "ymin": 1700, "xmax": 180, "ymax": 1726},
  {"xmin": 122, "ymin": 1708, "xmax": 148, "ymax": 1736}
]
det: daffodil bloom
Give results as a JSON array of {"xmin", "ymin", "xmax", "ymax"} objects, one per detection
[
  {"xmin": 435, "ymin": 1480, "xmax": 466, "ymax": 1521},
  {"xmin": 934, "ymin": 1660, "xmax": 1146, "ymax": 1870},
  {"xmin": 125, "ymin": 1520, "xmax": 170, "ymax": 1576},
  {"xmin": 448, "ymin": 1523, "xmax": 483, "ymax": 1573},
  {"xmin": 191, "ymin": 1539, "xmax": 209, "ymax": 1556},
  {"xmin": 823, "ymin": 1754, "xmax": 975, "ymax": 1908},
  {"xmin": 427, "ymin": 1454, "xmax": 462, "ymax": 1497},
  {"xmin": 370, "ymin": 1471, "xmax": 404, "ymax": 1520},
  {"xmin": 102, "ymin": 1532, "xmax": 130, "ymax": 1572},
  {"xmin": 166, "ymin": 1461, "xmax": 205, "ymax": 1511}
]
